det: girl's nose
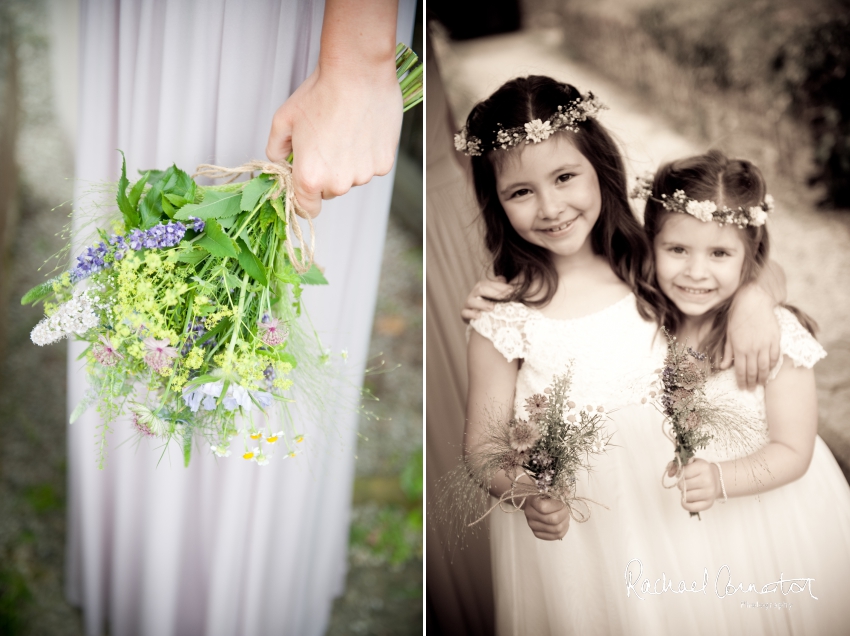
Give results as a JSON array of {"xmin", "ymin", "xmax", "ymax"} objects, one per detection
[
  {"xmin": 537, "ymin": 191, "xmax": 562, "ymax": 220},
  {"xmin": 684, "ymin": 256, "xmax": 709, "ymax": 279}
]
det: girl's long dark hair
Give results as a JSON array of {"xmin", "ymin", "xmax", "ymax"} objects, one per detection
[
  {"xmin": 643, "ymin": 150, "xmax": 817, "ymax": 366},
  {"xmin": 466, "ymin": 76, "xmax": 656, "ymax": 319}
]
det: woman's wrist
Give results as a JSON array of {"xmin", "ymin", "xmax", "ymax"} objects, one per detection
[{"xmin": 319, "ymin": 0, "xmax": 398, "ymax": 75}]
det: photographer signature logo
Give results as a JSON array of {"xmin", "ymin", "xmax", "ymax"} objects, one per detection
[{"xmin": 624, "ymin": 558, "xmax": 817, "ymax": 601}]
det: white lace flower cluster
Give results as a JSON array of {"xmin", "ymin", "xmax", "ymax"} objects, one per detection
[
  {"xmin": 630, "ymin": 173, "xmax": 773, "ymax": 228},
  {"xmin": 453, "ymin": 92, "xmax": 606, "ymax": 157},
  {"xmin": 31, "ymin": 289, "xmax": 101, "ymax": 346}
]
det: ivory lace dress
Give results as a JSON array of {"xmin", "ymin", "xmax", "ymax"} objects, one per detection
[{"xmin": 471, "ymin": 300, "xmax": 850, "ymax": 635}]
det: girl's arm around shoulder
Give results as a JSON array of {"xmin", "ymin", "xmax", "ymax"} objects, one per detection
[
  {"xmin": 721, "ymin": 260, "xmax": 787, "ymax": 390},
  {"xmin": 461, "ymin": 275, "xmax": 514, "ymax": 323}
]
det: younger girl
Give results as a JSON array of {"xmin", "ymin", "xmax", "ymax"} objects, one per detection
[
  {"xmin": 461, "ymin": 76, "xmax": 778, "ymax": 634},
  {"xmin": 637, "ymin": 151, "xmax": 850, "ymax": 633}
]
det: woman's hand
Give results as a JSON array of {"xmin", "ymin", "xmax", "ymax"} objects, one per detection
[
  {"xmin": 265, "ymin": 0, "xmax": 401, "ymax": 218},
  {"xmin": 461, "ymin": 275, "xmax": 514, "ymax": 323},
  {"xmin": 721, "ymin": 283, "xmax": 780, "ymax": 390},
  {"xmin": 676, "ymin": 458, "xmax": 721, "ymax": 514},
  {"xmin": 524, "ymin": 495, "xmax": 571, "ymax": 541}
]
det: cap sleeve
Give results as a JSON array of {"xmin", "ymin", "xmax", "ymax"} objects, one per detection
[
  {"xmin": 769, "ymin": 307, "xmax": 827, "ymax": 379},
  {"xmin": 469, "ymin": 302, "xmax": 533, "ymax": 362}
]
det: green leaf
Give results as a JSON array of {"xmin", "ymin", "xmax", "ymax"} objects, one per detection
[
  {"xmin": 175, "ymin": 248, "xmax": 207, "ymax": 265},
  {"xmin": 175, "ymin": 189, "xmax": 242, "ymax": 221},
  {"xmin": 164, "ymin": 193, "xmax": 189, "ymax": 208},
  {"xmin": 163, "ymin": 165, "xmax": 194, "ymax": 198},
  {"xmin": 21, "ymin": 280, "xmax": 54, "ymax": 305},
  {"xmin": 196, "ymin": 218, "xmax": 239, "ymax": 259},
  {"xmin": 116, "ymin": 151, "xmax": 141, "ymax": 229},
  {"xmin": 258, "ymin": 200, "xmax": 276, "ymax": 230},
  {"xmin": 274, "ymin": 215, "xmax": 287, "ymax": 241},
  {"xmin": 270, "ymin": 196, "xmax": 286, "ymax": 222},
  {"xmin": 235, "ymin": 238, "xmax": 268, "ymax": 286},
  {"xmin": 299, "ymin": 264, "xmax": 328, "ymax": 286},
  {"xmin": 194, "ymin": 318, "xmax": 232, "ymax": 348},
  {"xmin": 69, "ymin": 399, "xmax": 91, "ymax": 424},
  {"xmin": 240, "ymin": 175, "xmax": 273, "ymax": 212},
  {"xmin": 274, "ymin": 270, "xmax": 300, "ymax": 286},
  {"xmin": 183, "ymin": 429, "xmax": 192, "ymax": 467},
  {"xmin": 139, "ymin": 177, "xmax": 165, "ymax": 228},
  {"xmin": 129, "ymin": 171, "xmax": 150, "ymax": 210},
  {"xmin": 161, "ymin": 193, "xmax": 176, "ymax": 219},
  {"xmin": 141, "ymin": 168, "xmax": 166, "ymax": 188},
  {"xmin": 222, "ymin": 270, "xmax": 244, "ymax": 291}
]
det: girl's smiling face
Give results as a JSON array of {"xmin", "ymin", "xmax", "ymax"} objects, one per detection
[
  {"xmin": 654, "ymin": 213, "xmax": 746, "ymax": 320},
  {"xmin": 495, "ymin": 135, "xmax": 602, "ymax": 262}
]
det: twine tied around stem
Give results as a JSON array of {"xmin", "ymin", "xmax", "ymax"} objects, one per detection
[
  {"xmin": 193, "ymin": 160, "xmax": 315, "ymax": 274},
  {"xmin": 662, "ymin": 454, "xmax": 701, "ymax": 519},
  {"xmin": 467, "ymin": 472, "xmax": 607, "ymax": 528}
]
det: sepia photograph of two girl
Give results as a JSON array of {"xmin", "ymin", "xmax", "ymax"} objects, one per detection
[
  {"xmin": 426, "ymin": 0, "xmax": 850, "ymax": 634},
  {"xmin": 1, "ymin": 0, "xmax": 850, "ymax": 634}
]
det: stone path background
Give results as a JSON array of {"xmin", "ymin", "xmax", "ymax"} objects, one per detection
[{"xmin": 432, "ymin": 26, "xmax": 850, "ymax": 477}]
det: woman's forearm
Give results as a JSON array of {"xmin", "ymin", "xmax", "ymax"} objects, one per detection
[{"xmin": 320, "ymin": 0, "xmax": 398, "ymax": 75}]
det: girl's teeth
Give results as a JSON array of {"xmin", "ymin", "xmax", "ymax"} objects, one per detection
[{"xmin": 681, "ymin": 287, "xmax": 711, "ymax": 294}]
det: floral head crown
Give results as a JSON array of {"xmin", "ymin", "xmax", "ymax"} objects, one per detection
[
  {"xmin": 454, "ymin": 92, "xmax": 607, "ymax": 157},
  {"xmin": 629, "ymin": 173, "xmax": 773, "ymax": 228}
]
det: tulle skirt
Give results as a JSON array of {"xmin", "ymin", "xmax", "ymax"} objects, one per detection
[{"xmin": 491, "ymin": 404, "xmax": 850, "ymax": 635}]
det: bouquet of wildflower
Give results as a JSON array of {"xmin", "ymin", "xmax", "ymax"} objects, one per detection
[
  {"xmin": 655, "ymin": 330, "xmax": 765, "ymax": 518},
  {"xmin": 439, "ymin": 371, "xmax": 611, "ymax": 536},
  {"xmin": 22, "ymin": 45, "xmax": 422, "ymax": 469}
]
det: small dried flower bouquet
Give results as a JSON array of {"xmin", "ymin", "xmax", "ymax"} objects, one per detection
[
  {"xmin": 655, "ymin": 329, "xmax": 764, "ymax": 518},
  {"xmin": 464, "ymin": 370, "xmax": 612, "ymax": 527}
]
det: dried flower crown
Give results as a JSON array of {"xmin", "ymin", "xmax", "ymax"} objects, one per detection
[
  {"xmin": 630, "ymin": 173, "xmax": 773, "ymax": 228},
  {"xmin": 454, "ymin": 92, "xmax": 607, "ymax": 157}
]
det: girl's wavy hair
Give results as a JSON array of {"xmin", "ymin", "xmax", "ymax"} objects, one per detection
[
  {"xmin": 643, "ymin": 150, "xmax": 817, "ymax": 367},
  {"xmin": 466, "ymin": 75, "xmax": 656, "ymax": 319}
]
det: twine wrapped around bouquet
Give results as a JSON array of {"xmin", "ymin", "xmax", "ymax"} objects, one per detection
[
  {"xmin": 661, "ymin": 452, "xmax": 691, "ymax": 506},
  {"xmin": 467, "ymin": 472, "xmax": 608, "ymax": 528},
  {"xmin": 194, "ymin": 160, "xmax": 315, "ymax": 274}
]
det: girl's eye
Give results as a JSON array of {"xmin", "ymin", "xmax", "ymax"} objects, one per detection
[
  {"xmin": 712, "ymin": 249, "xmax": 729, "ymax": 257},
  {"xmin": 510, "ymin": 188, "xmax": 531, "ymax": 199},
  {"xmin": 557, "ymin": 173, "xmax": 574, "ymax": 184},
  {"xmin": 669, "ymin": 246, "xmax": 686, "ymax": 254}
]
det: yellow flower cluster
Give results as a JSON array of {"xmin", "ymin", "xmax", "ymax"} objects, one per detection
[{"xmin": 204, "ymin": 308, "xmax": 233, "ymax": 330}]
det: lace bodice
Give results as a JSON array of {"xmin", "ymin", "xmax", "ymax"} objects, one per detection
[
  {"xmin": 470, "ymin": 293, "xmax": 664, "ymax": 413},
  {"xmin": 701, "ymin": 306, "xmax": 827, "ymax": 459}
]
